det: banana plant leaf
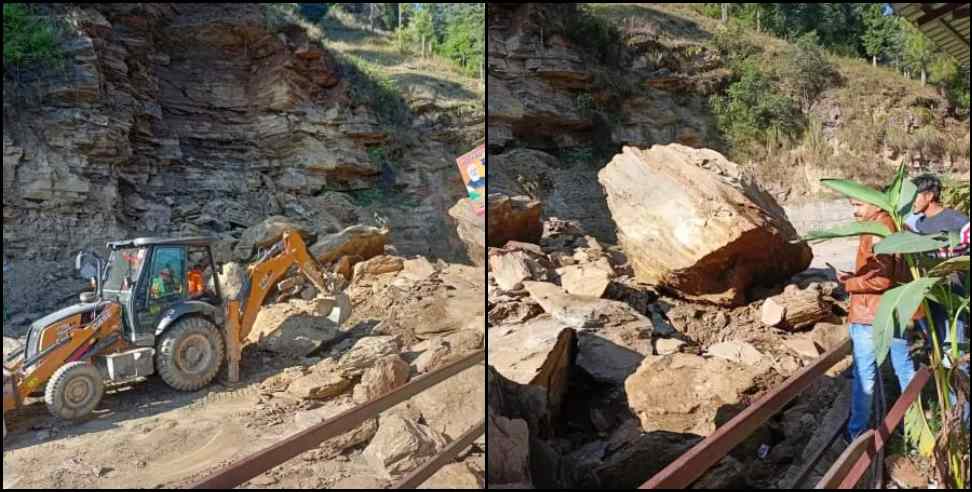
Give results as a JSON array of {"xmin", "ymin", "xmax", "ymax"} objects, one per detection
[
  {"xmin": 802, "ymin": 221, "xmax": 892, "ymax": 244},
  {"xmin": 873, "ymin": 232, "xmax": 950, "ymax": 255},
  {"xmin": 882, "ymin": 164, "xmax": 917, "ymax": 217},
  {"xmin": 928, "ymin": 256, "xmax": 971, "ymax": 277},
  {"xmin": 821, "ymin": 179, "xmax": 894, "ymax": 214},
  {"xmin": 873, "ymin": 277, "xmax": 941, "ymax": 367}
]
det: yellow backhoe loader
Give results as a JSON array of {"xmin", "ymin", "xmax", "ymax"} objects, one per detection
[{"xmin": 3, "ymin": 232, "xmax": 349, "ymax": 436}]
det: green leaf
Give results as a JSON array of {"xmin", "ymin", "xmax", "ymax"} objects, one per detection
[
  {"xmin": 802, "ymin": 221, "xmax": 892, "ymax": 243},
  {"xmin": 897, "ymin": 179, "xmax": 917, "ymax": 217},
  {"xmin": 886, "ymin": 164, "xmax": 907, "ymax": 211},
  {"xmin": 948, "ymin": 230, "xmax": 963, "ymax": 250},
  {"xmin": 873, "ymin": 277, "xmax": 941, "ymax": 366},
  {"xmin": 873, "ymin": 232, "xmax": 950, "ymax": 255},
  {"xmin": 928, "ymin": 256, "xmax": 970, "ymax": 277},
  {"xmin": 821, "ymin": 179, "xmax": 894, "ymax": 213},
  {"xmin": 905, "ymin": 401, "xmax": 935, "ymax": 458}
]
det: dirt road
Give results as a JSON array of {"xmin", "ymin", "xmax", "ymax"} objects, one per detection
[{"xmin": 3, "ymin": 360, "xmax": 358, "ymax": 489}]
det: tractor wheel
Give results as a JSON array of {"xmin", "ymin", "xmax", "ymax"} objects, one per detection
[
  {"xmin": 44, "ymin": 362, "xmax": 105, "ymax": 421},
  {"xmin": 156, "ymin": 317, "xmax": 225, "ymax": 392}
]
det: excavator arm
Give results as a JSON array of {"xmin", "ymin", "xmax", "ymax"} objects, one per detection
[{"xmin": 223, "ymin": 232, "xmax": 351, "ymax": 383}]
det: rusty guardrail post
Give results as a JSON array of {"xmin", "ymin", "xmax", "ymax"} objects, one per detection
[
  {"xmin": 393, "ymin": 421, "xmax": 486, "ymax": 489},
  {"xmin": 190, "ymin": 350, "xmax": 485, "ymax": 489},
  {"xmin": 824, "ymin": 366, "xmax": 932, "ymax": 489}
]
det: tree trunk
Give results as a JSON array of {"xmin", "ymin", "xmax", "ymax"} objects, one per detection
[
  {"xmin": 760, "ymin": 284, "xmax": 835, "ymax": 331},
  {"xmin": 398, "ymin": 3, "xmax": 403, "ymax": 29},
  {"xmin": 873, "ymin": 55, "xmax": 877, "ymax": 67},
  {"xmin": 921, "ymin": 68, "xmax": 927, "ymax": 86},
  {"xmin": 756, "ymin": 7, "xmax": 761, "ymax": 32},
  {"xmin": 721, "ymin": 3, "xmax": 729, "ymax": 23}
]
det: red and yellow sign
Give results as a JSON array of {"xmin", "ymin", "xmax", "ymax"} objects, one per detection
[{"xmin": 456, "ymin": 144, "xmax": 486, "ymax": 215}]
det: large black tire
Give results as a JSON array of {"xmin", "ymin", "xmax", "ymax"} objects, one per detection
[
  {"xmin": 44, "ymin": 362, "xmax": 105, "ymax": 421},
  {"xmin": 156, "ymin": 317, "xmax": 225, "ymax": 392}
]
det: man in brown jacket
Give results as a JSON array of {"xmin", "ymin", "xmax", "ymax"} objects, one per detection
[{"xmin": 841, "ymin": 198, "xmax": 918, "ymax": 441}]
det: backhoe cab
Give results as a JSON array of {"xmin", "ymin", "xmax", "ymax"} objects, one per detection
[{"xmin": 3, "ymin": 232, "xmax": 349, "ymax": 430}]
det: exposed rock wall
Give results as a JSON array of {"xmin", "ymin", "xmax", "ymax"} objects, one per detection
[{"xmin": 2, "ymin": 3, "xmax": 480, "ymax": 324}]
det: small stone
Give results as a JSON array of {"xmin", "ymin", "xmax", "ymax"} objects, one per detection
[
  {"xmin": 886, "ymin": 455, "xmax": 926, "ymax": 489},
  {"xmin": 784, "ymin": 337, "xmax": 821, "ymax": 359},
  {"xmin": 707, "ymin": 341, "xmax": 764, "ymax": 367},
  {"xmin": 655, "ymin": 338, "xmax": 686, "ymax": 355},
  {"xmin": 250, "ymin": 474, "xmax": 278, "ymax": 486}
]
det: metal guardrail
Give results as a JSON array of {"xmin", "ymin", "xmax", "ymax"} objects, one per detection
[
  {"xmin": 787, "ymin": 413, "xmax": 850, "ymax": 489},
  {"xmin": 816, "ymin": 366, "xmax": 932, "ymax": 489},
  {"xmin": 816, "ymin": 429, "xmax": 875, "ymax": 489},
  {"xmin": 190, "ymin": 350, "xmax": 486, "ymax": 489},
  {"xmin": 642, "ymin": 338, "xmax": 853, "ymax": 489},
  {"xmin": 393, "ymin": 420, "xmax": 486, "ymax": 489}
]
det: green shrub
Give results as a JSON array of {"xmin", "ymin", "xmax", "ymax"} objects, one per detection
[
  {"xmin": 262, "ymin": 3, "xmax": 298, "ymax": 33},
  {"xmin": 710, "ymin": 22, "xmax": 761, "ymax": 65},
  {"xmin": 776, "ymin": 32, "xmax": 840, "ymax": 109},
  {"xmin": 3, "ymin": 3, "xmax": 63, "ymax": 70},
  {"xmin": 297, "ymin": 3, "xmax": 330, "ymax": 23},
  {"xmin": 560, "ymin": 146, "xmax": 595, "ymax": 168},
  {"xmin": 710, "ymin": 58, "xmax": 804, "ymax": 153},
  {"xmin": 567, "ymin": 4, "xmax": 624, "ymax": 66},
  {"xmin": 576, "ymin": 92, "xmax": 594, "ymax": 116},
  {"xmin": 336, "ymin": 52, "xmax": 410, "ymax": 127},
  {"xmin": 438, "ymin": 4, "xmax": 484, "ymax": 78},
  {"xmin": 942, "ymin": 178, "xmax": 970, "ymax": 216}
]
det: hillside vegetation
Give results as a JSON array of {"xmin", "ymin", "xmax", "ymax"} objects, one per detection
[{"xmin": 581, "ymin": 3, "xmax": 970, "ymax": 194}]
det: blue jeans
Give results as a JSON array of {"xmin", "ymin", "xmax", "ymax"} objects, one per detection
[{"xmin": 848, "ymin": 323, "xmax": 918, "ymax": 440}]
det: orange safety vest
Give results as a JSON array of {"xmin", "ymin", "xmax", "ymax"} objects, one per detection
[{"xmin": 188, "ymin": 270, "xmax": 204, "ymax": 297}]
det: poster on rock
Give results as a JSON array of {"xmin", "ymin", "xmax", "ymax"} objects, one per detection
[{"xmin": 456, "ymin": 144, "xmax": 486, "ymax": 216}]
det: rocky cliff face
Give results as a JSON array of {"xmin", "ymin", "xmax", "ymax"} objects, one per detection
[
  {"xmin": 486, "ymin": 4, "xmax": 723, "ymax": 242},
  {"xmin": 2, "ymin": 3, "xmax": 481, "ymax": 324},
  {"xmin": 487, "ymin": 3, "xmax": 968, "ymax": 241}
]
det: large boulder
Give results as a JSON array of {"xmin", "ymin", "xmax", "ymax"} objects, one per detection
[
  {"xmin": 487, "ymin": 409, "xmax": 533, "ymax": 487},
  {"xmin": 364, "ymin": 414, "xmax": 449, "ymax": 480},
  {"xmin": 624, "ymin": 353, "xmax": 766, "ymax": 436},
  {"xmin": 352, "ymin": 255, "xmax": 404, "ymax": 279},
  {"xmin": 288, "ymin": 370, "xmax": 353, "ymax": 401},
  {"xmin": 338, "ymin": 336, "xmax": 403, "ymax": 377},
  {"xmin": 234, "ymin": 217, "xmax": 316, "ymax": 261},
  {"xmin": 597, "ymin": 145, "xmax": 812, "ymax": 306},
  {"xmin": 353, "ymin": 355, "xmax": 410, "ymax": 404},
  {"xmin": 449, "ymin": 198, "xmax": 487, "ymax": 266},
  {"xmin": 411, "ymin": 365, "xmax": 486, "ymax": 440},
  {"xmin": 488, "ymin": 194, "xmax": 543, "ymax": 248},
  {"xmin": 419, "ymin": 462, "xmax": 485, "ymax": 489},
  {"xmin": 246, "ymin": 299, "xmax": 342, "ymax": 357},
  {"xmin": 310, "ymin": 225, "xmax": 388, "ymax": 264}
]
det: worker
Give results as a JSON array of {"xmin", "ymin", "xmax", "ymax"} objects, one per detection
[
  {"xmin": 150, "ymin": 267, "xmax": 182, "ymax": 299},
  {"xmin": 187, "ymin": 263, "xmax": 205, "ymax": 298},
  {"xmin": 905, "ymin": 175, "xmax": 970, "ymax": 425},
  {"xmin": 841, "ymin": 193, "xmax": 921, "ymax": 443}
]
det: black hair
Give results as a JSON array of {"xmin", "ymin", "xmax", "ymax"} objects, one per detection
[{"xmin": 912, "ymin": 174, "xmax": 942, "ymax": 203}]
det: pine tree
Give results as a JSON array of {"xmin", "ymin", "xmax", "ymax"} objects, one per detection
[
  {"xmin": 902, "ymin": 21, "xmax": 934, "ymax": 86},
  {"xmin": 862, "ymin": 3, "xmax": 899, "ymax": 67}
]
